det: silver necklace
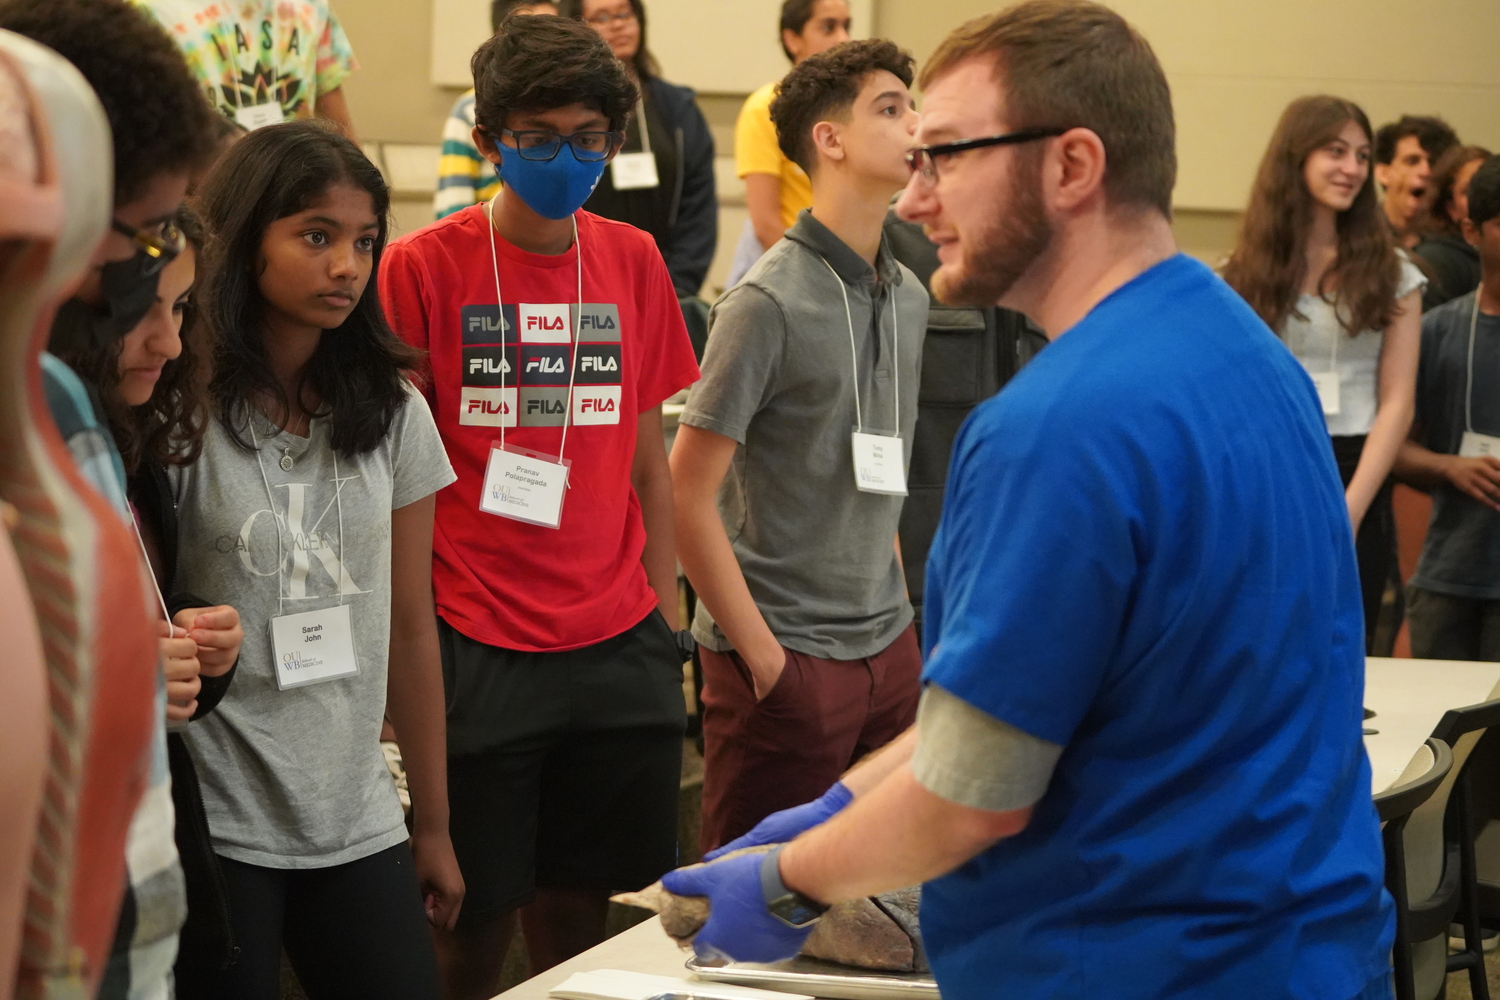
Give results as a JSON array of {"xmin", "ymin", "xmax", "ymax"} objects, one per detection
[{"xmin": 272, "ymin": 407, "xmax": 311, "ymax": 471}]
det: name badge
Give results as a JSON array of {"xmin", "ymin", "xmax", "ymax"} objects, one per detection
[
  {"xmin": 234, "ymin": 101, "xmax": 285, "ymax": 131},
  {"xmin": 480, "ymin": 442, "xmax": 571, "ymax": 528},
  {"xmin": 852, "ymin": 432, "xmax": 907, "ymax": 495},
  {"xmin": 1460, "ymin": 431, "xmax": 1500, "ymax": 459},
  {"xmin": 270, "ymin": 604, "xmax": 358, "ymax": 690},
  {"xmin": 611, "ymin": 151, "xmax": 660, "ymax": 191},
  {"xmin": 1311, "ymin": 371, "xmax": 1341, "ymax": 416}
]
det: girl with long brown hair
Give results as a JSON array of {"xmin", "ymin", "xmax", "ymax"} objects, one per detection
[{"xmin": 1223, "ymin": 95, "xmax": 1424, "ymax": 651}]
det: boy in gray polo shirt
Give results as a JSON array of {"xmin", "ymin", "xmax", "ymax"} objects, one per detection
[{"xmin": 672, "ymin": 39, "xmax": 928, "ymax": 852}]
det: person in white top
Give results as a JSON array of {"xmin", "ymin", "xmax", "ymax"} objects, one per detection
[{"xmin": 1224, "ymin": 95, "xmax": 1424, "ymax": 652}]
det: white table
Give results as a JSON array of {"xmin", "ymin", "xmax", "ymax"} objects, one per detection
[
  {"xmin": 491, "ymin": 917, "xmax": 689, "ymax": 1000},
  {"xmin": 1362, "ymin": 656, "xmax": 1500, "ymax": 792},
  {"xmin": 490, "ymin": 658, "xmax": 1500, "ymax": 1000}
]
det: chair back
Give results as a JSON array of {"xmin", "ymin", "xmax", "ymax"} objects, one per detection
[
  {"xmin": 1376, "ymin": 738, "xmax": 1453, "ymax": 1000},
  {"xmin": 1406, "ymin": 698, "xmax": 1500, "ymax": 1000}
]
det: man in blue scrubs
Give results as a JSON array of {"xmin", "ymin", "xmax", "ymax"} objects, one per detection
[{"xmin": 660, "ymin": 2, "xmax": 1394, "ymax": 997}]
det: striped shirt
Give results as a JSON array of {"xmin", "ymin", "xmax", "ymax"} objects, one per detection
[
  {"xmin": 40, "ymin": 353, "xmax": 183, "ymax": 1000},
  {"xmin": 435, "ymin": 90, "xmax": 499, "ymax": 220}
]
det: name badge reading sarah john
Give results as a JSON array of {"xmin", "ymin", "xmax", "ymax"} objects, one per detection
[
  {"xmin": 481, "ymin": 442, "xmax": 571, "ymax": 528},
  {"xmin": 234, "ymin": 101, "xmax": 285, "ymax": 131},
  {"xmin": 852, "ymin": 432, "xmax": 907, "ymax": 496},
  {"xmin": 1460, "ymin": 431, "xmax": 1500, "ymax": 459},
  {"xmin": 610, "ymin": 151, "xmax": 660, "ymax": 191},
  {"xmin": 270, "ymin": 604, "xmax": 358, "ymax": 690},
  {"xmin": 1310, "ymin": 371, "xmax": 1341, "ymax": 416}
]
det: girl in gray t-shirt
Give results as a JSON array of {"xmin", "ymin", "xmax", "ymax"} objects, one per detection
[{"xmin": 173, "ymin": 121, "xmax": 459, "ymax": 1000}]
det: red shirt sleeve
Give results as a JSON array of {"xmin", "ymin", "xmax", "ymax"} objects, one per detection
[
  {"xmin": 380, "ymin": 240, "xmax": 431, "ymax": 353},
  {"xmin": 634, "ymin": 247, "xmax": 700, "ymax": 412},
  {"xmin": 379, "ymin": 239, "xmax": 437, "ymax": 395}
]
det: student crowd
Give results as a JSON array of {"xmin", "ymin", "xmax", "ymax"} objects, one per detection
[{"xmin": 0, "ymin": 1, "xmax": 1497, "ymax": 1000}]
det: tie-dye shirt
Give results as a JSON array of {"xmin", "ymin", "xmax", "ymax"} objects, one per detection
[{"xmin": 133, "ymin": 0, "xmax": 358, "ymax": 122}]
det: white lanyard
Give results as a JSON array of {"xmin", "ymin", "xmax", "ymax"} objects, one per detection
[
  {"xmin": 132, "ymin": 509, "xmax": 187, "ymax": 729},
  {"xmin": 1466, "ymin": 293, "xmax": 1483, "ymax": 435},
  {"xmin": 610, "ymin": 99, "xmax": 660, "ymax": 191},
  {"xmin": 129, "ymin": 510, "xmax": 172, "ymax": 622},
  {"xmin": 1456, "ymin": 293, "xmax": 1500, "ymax": 459},
  {"xmin": 248, "ymin": 413, "xmax": 361, "ymax": 688},
  {"xmin": 634, "ymin": 99, "xmax": 652, "ymax": 154},
  {"xmin": 1458, "ymin": 294, "xmax": 1500, "ymax": 459},
  {"xmin": 1307, "ymin": 299, "xmax": 1343, "ymax": 417},
  {"xmin": 247, "ymin": 414, "xmax": 347, "ymax": 615},
  {"xmin": 820, "ymin": 254, "xmax": 907, "ymax": 495},
  {"xmin": 485, "ymin": 197, "xmax": 583, "ymax": 461},
  {"xmin": 819, "ymin": 254, "xmax": 899, "ymax": 435}
]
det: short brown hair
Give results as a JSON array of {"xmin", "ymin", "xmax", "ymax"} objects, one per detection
[
  {"xmin": 1374, "ymin": 115, "xmax": 1457, "ymax": 167},
  {"xmin": 770, "ymin": 39, "xmax": 914, "ymax": 175},
  {"xmin": 471, "ymin": 13, "xmax": 637, "ymax": 136},
  {"xmin": 921, "ymin": 0, "xmax": 1176, "ymax": 217}
]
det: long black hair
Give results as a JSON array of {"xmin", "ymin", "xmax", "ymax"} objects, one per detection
[{"xmin": 195, "ymin": 120, "xmax": 421, "ymax": 456}]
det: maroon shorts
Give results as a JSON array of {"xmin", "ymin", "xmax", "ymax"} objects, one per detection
[{"xmin": 698, "ymin": 624, "xmax": 922, "ymax": 854}]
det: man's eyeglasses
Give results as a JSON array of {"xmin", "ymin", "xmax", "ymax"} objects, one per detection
[
  {"xmin": 905, "ymin": 126, "xmax": 1071, "ymax": 187},
  {"xmin": 112, "ymin": 218, "xmax": 185, "ymax": 275},
  {"xmin": 585, "ymin": 8, "xmax": 636, "ymax": 26},
  {"xmin": 500, "ymin": 128, "xmax": 625, "ymax": 163}
]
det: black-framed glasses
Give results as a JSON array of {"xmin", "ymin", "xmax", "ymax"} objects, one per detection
[
  {"xmin": 500, "ymin": 128, "xmax": 625, "ymax": 162},
  {"xmin": 112, "ymin": 217, "xmax": 185, "ymax": 275},
  {"xmin": 585, "ymin": 8, "xmax": 636, "ymax": 26},
  {"xmin": 905, "ymin": 126, "xmax": 1071, "ymax": 187}
]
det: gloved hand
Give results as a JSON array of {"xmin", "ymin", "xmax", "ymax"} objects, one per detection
[
  {"xmin": 703, "ymin": 781, "xmax": 853, "ymax": 861},
  {"xmin": 660, "ymin": 848, "xmax": 814, "ymax": 965}
]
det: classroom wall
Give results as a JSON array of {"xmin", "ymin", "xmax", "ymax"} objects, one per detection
[{"xmin": 338, "ymin": 0, "xmax": 1500, "ymax": 263}]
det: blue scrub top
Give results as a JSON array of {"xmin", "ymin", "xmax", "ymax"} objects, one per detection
[{"xmin": 920, "ymin": 255, "xmax": 1391, "ymax": 1000}]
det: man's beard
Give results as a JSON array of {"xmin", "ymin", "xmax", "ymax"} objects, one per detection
[{"xmin": 932, "ymin": 152, "xmax": 1053, "ymax": 307}]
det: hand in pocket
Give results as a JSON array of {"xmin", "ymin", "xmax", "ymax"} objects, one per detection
[{"xmin": 745, "ymin": 645, "xmax": 788, "ymax": 702}]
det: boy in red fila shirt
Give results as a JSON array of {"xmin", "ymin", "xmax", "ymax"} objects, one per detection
[{"xmin": 379, "ymin": 14, "xmax": 698, "ymax": 997}]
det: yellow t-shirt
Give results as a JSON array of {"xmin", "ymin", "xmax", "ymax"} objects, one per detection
[{"xmin": 735, "ymin": 80, "xmax": 812, "ymax": 233}]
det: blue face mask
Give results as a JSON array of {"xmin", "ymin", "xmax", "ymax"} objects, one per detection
[{"xmin": 494, "ymin": 142, "xmax": 608, "ymax": 220}]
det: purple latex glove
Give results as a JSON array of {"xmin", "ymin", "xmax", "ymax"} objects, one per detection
[
  {"xmin": 660, "ymin": 848, "xmax": 815, "ymax": 964},
  {"xmin": 703, "ymin": 781, "xmax": 853, "ymax": 861}
]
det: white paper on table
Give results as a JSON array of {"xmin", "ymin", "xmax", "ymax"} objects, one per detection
[{"xmin": 549, "ymin": 969, "xmax": 812, "ymax": 1000}]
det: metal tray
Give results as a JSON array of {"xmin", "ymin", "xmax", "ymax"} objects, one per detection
[{"xmin": 686, "ymin": 956, "xmax": 939, "ymax": 1000}]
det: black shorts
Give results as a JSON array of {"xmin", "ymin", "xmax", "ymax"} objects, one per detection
[{"xmin": 439, "ymin": 610, "xmax": 686, "ymax": 926}]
